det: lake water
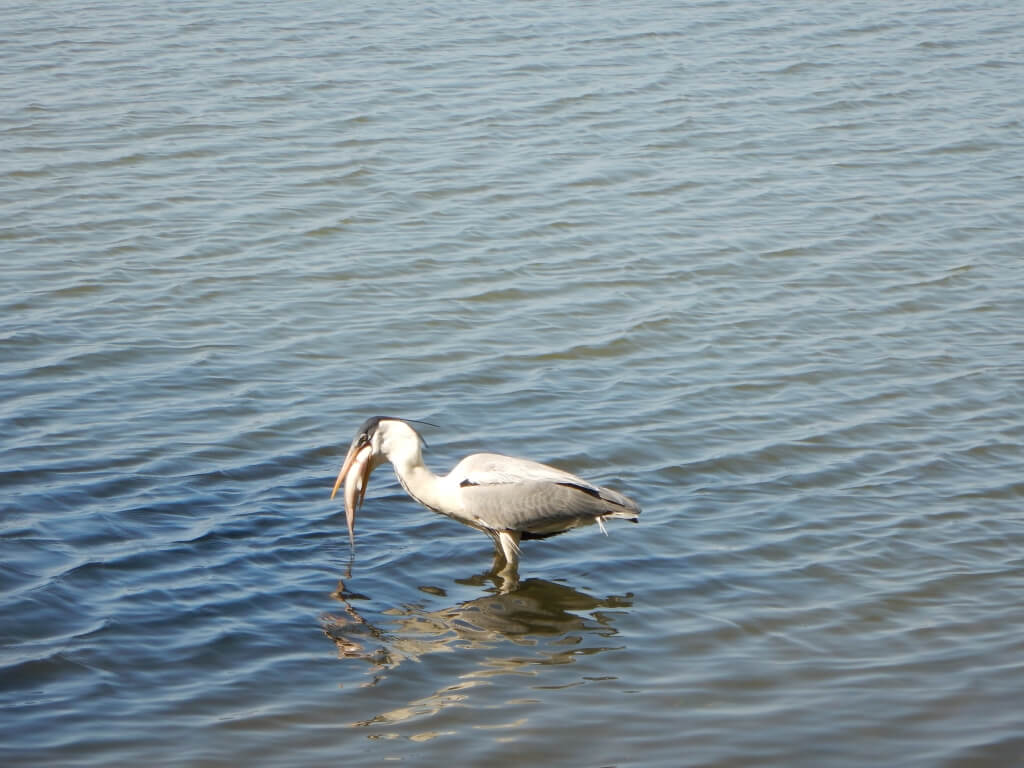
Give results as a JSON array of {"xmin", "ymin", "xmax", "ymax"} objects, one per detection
[{"xmin": 3, "ymin": 1, "xmax": 1023, "ymax": 765}]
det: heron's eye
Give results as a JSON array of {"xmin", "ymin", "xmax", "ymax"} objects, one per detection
[{"xmin": 359, "ymin": 432, "xmax": 368, "ymax": 444}]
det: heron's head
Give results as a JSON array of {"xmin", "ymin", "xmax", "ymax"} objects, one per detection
[{"xmin": 329, "ymin": 417, "xmax": 427, "ymax": 544}]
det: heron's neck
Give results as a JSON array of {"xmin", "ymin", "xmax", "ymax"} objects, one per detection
[{"xmin": 387, "ymin": 445, "xmax": 446, "ymax": 515}]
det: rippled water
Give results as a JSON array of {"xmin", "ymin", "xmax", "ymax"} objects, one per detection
[{"xmin": 3, "ymin": 1, "xmax": 1024, "ymax": 765}]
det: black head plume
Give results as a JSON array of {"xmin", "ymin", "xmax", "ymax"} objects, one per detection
[{"xmin": 355, "ymin": 416, "xmax": 439, "ymax": 446}]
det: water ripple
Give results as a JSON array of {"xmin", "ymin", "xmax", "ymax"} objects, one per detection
[{"xmin": 3, "ymin": 0, "xmax": 1024, "ymax": 766}]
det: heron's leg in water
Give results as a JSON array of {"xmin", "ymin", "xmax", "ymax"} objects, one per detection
[
  {"xmin": 498, "ymin": 529, "xmax": 521, "ymax": 561},
  {"xmin": 483, "ymin": 531, "xmax": 520, "ymax": 592},
  {"xmin": 489, "ymin": 549, "xmax": 504, "ymax": 573},
  {"xmin": 485, "ymin": 531, "xmax": 512, "ymax": 563},
  {"xmin": 487, "ymin": 531, "xmax": 504, "ymax": 570},
  {"xmin": 497, "ymin": 529, "xmax": 520, "ymax": 570}
]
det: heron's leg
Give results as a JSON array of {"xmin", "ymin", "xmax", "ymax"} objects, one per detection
[
  {"xmin": 497, "ymin": 530, "xmax": 520, "ymax": 564},
  {"xmin": 495, "ymin": 530, "xmax": 521, "ymax": 589},
  {"xmin": 487, "ymin": 531, "xmax": 505, "ymax": 571},
  {"xmin": 490, "ymin": 549, "xmax": 505, "ymax": 573}
]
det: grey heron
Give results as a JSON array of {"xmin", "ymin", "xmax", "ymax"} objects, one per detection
[{"xmin": 330, "ymin": 416, "xmax": 640, "ymax": 587}]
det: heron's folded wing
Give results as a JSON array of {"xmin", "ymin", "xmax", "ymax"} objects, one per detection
[
  {"xmin": 458, "ymin": 481, "xmax": 609, "ymax": 534},
  {"xmin": 460, "ymin": 454, "xmax": 639, "ymax": 508}
]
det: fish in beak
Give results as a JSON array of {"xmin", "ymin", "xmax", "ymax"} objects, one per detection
[{"xmin": 330, "ymin": 441, "xmax": 373, "ymax": 546}]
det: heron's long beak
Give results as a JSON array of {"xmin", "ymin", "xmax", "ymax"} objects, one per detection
[{"xmin": 330, "ymin": 443, "xmax": 373, "ymax": 546}]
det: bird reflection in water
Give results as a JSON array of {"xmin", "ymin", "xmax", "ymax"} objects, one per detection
[{"xmin": 322, "ymin": 570, "xmax": 634, "ymax": 684}]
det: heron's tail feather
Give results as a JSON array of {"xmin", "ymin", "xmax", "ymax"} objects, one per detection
[{"xmin": 595, "ymin": 484, "xmax": 641, "ymax": 522}]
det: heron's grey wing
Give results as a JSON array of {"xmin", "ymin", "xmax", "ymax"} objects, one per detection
[
  {"xmin": 456, "ymin": 453, "xmax": 641, "ymax": 511},
  {"xmin": 454, "ymin": 453, "xmax": 640, "ymax": 535}
]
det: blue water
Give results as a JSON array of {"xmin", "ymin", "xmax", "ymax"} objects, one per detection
[{"xmin": 3, "ymin": 1, "xmax": 1024, "ymax": 765}]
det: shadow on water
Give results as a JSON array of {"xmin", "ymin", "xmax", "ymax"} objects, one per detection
[{"xmin": 321, "ymin": 568, "xmax": 634, "ymax": 726}]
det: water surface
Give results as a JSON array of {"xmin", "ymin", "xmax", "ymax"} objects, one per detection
[{"xmin": 3, "ymin": 1, "xmax": 1024, "ymax": 765}]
